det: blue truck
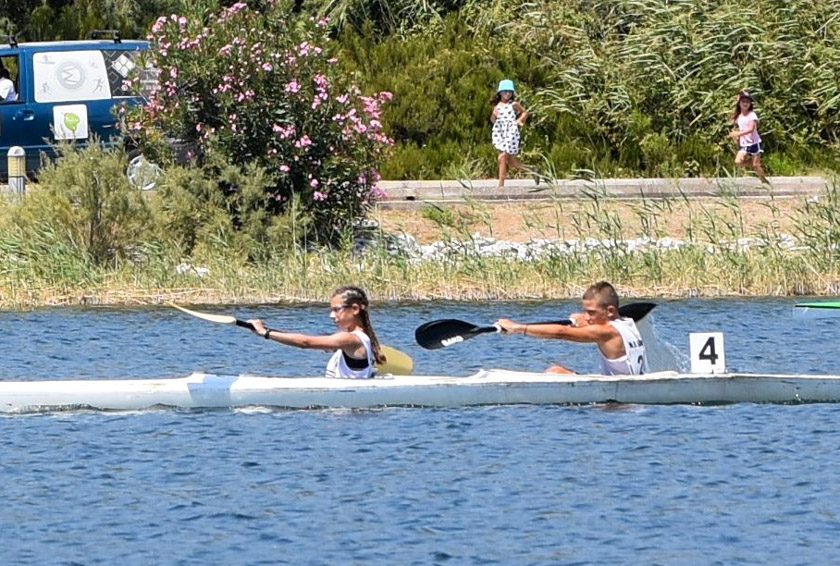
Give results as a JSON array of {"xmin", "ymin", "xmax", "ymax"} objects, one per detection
[{"xmin": 0, "ymin": 32, "xmax": 149, "ymax": 179}]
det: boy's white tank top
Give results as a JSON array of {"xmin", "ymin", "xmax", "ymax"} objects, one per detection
[
  {"xmin": 599, "ymin": 318, "xmax": 647, "ymax": 375},
  {"xmin": 325, "ymin": 329, "xmax": 375, "ymax": 379}
]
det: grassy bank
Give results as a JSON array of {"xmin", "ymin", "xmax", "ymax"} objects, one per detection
[{"xmin": 3, "ymin": 183, "xmax": 840, "ymax": 308}]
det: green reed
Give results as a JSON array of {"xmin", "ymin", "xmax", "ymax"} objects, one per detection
[{"xmin": 3, "ymin": 182, "xmax": 840, "ymax": 306}]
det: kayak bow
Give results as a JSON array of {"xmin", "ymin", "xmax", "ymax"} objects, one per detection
[{"xmin": 793, "ymin": 301, "xmax": 840, "ymax": 320}]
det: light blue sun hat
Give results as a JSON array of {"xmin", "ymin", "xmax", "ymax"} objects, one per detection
[{"xmin": 497, "ymin": 79, "xmax": 515, "ymax": 93}]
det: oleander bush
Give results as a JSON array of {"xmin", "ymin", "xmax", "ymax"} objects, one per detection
[{"xmin": 126, "ymin": 0, "xmax": 394, "ymax": 245}]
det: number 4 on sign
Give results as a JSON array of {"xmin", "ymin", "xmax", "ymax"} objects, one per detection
[{"xmin": 689, "ymin": 332, "xmax": 726, "ymax": 374}]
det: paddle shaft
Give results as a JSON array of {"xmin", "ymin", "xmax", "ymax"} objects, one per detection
[{"xmin": 234, "ymin": 319, "xmax": 256, "ymax": 331}]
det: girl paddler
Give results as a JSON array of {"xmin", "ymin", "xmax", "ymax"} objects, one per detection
[{"xmin": 248, "ymin": 285, "xmax": 385, "ymax": 378}]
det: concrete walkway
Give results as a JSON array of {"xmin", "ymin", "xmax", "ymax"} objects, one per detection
[
  {"xmin": 2, "ymin": 176, "xmax": 831, "ymax": 204},
  {"xmin": 377, "ymin": 176, "xmax": 831, "ymax": 208}
]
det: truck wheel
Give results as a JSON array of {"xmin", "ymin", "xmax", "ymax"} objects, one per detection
[{"xmin": 126, "ymin": 150, "xmax": 162, "ymax": 191}]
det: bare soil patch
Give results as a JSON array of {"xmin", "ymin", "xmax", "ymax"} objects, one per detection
[{"xmin": 374, "ymin": 197, "xmax": 805, "ymax": 243}]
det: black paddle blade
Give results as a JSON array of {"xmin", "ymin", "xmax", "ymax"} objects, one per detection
[
  {"xmin": 619, "ymin": 302, "xmax": 656, "ymax": 321},
  {"xmin": 414, "ymin": 319, "xmax": 497, "ymax": 350}
]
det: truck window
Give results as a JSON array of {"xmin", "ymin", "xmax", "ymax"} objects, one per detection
[
  {"xmin": 0, "ymin": 55, "xmax": 20, "ymax": 103},
  {"xmin": 33, "ymin": 50, "xmax": 112, "ymax": 103},
  {"xmin": 102, "ymin": 49, "xmax": 146, "ymax": 97}
]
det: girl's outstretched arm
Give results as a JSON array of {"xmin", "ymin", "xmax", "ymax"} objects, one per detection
[{"xmin": 248, "ymin": 319, "xmax": 362, "ymax": 352}]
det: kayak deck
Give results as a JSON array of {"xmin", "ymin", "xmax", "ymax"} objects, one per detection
[{"xmin": 3, "ymin": 370, "xmax": 840, "ymax": 413}]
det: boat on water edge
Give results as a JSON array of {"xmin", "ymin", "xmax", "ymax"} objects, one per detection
[{"xmin": 2, "ymin": 370, "xmax": 840, "ymax": 413}]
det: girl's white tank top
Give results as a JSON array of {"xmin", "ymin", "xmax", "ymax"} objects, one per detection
[{"xmin": 325, "ymin": 329, "xmax": 375, "ymax": 379}]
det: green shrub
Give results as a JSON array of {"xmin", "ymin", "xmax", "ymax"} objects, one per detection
[
  {"xmin": 335, "ymin": 0, "xmax": 840, "ymax": 178},
  {"xmin": 10, "ymin": 140, "xmax": 152, "ymax": 266},
  {"xmin": 339, "ymin": 13, "xmax": 543, "ymax": 179}
]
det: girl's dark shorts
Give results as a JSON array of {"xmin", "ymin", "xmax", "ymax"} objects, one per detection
[{"xmin": 740, "ymin": 143, "xmax": 764, "ymax": 156}]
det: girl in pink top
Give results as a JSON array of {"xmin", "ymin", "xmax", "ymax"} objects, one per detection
[{"xmin": 729, "ymin": 90, "xmax": 767, "ymax": 181}]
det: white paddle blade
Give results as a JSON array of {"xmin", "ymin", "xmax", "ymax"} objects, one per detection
[
  {"xmin": 170, "ymin": 303, "xmax": 239, "ymax": 325},
  {"xmin": 379, "ymin": 346, "xmax": 413, "ymax": 375},
  {"xmin": 793, "ymin": 304, "xmax": 840, "ymax": 319}
]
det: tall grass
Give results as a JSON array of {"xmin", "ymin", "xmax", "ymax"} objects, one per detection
[
  {"xmin": 519, "ymin": 0, "xmax": 840, "ymax": 175},
  {"xmin": 336, "ymin": 0, "xmax": 840, "ymax": 178},
  {"xmin": 2, "ymin": 180, "xmax": 840, "ymax": 306}
]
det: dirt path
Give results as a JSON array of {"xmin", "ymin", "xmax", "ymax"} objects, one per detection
[{"xmin": 374, "ymin": 196, "xmax": 806, "ymax": 243}]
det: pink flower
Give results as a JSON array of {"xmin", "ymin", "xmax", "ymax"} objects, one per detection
[
  {"xmin": 279, "ymin": 165, "xmax": 290, "ymax": 172},
  {"xmin": 227, "ymin": 2, "xmax": 247, "ymax": 15},
  {"xmin": 310, "ymin": 179, "xmax": 319, "ymax": 188},
  {"xmin": 284, "ymin": 80, "xmax": 301, "ymax": 93},
  {"xmin": 368, "ymin": 186, "xmax": 387, "ymax": 200},
  {"xmin": 313, "ymin": 191, "xmax": 327, "ymax": 201},
  {"xmin": 151, "ymin": 16, "xmax": 167, "ymax": 33},
  {"xmin": 272, "ymin": 124, "xmax": 296, "ymax": 139}
]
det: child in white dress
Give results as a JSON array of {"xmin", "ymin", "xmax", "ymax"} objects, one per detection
[{"xmin": 491, "ymin": 79, "xmax": 531, "ymax": 188}]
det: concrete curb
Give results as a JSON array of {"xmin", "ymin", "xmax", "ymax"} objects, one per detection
[
  {"xmin": 3, "ymin": 176, "xmax": 832, "ymax": 205},
  {"xmin": 376, "ymin": 176, "xmax": 831, "ymax": 208}
]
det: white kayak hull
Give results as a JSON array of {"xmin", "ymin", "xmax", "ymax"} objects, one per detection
[{"xmin": 3, "ymin": 370, "xmax": 840, "ymax": 413}]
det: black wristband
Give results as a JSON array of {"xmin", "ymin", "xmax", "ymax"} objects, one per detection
[{"xmin": 263, "ymin": 328, "xmax": 272, "ymax": 339}]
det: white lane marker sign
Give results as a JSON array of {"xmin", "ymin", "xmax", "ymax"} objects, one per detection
[{"xmin": 689, "ymin": 332, "xmax": 726, "ymax": 374}]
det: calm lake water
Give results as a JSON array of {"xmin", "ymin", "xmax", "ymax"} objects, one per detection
[{"xmin": 3, "ymin": 298, "xmax": 840, "ymax": 564}]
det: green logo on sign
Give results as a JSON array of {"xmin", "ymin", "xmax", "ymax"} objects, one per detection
[{"xmin": 63, "ymin": 112, "xmax": 80, "ymax": 131}]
